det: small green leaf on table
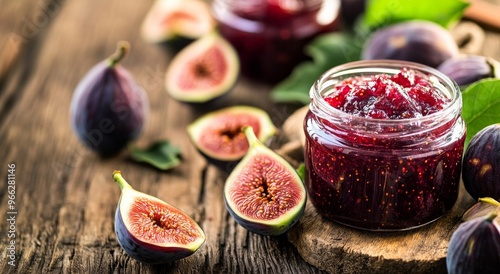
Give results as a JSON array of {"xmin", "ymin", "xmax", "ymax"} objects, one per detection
[
  {"xmin": 130, "ymin": 140, "xmax": 182, "ymax": 170},
  {"xmin": 462, "ymin": 78, "xmax": 500, "ymax": 149},
  {"xmin": 364, "ymin": 0, "xmax": 469, "ymax": 30}
]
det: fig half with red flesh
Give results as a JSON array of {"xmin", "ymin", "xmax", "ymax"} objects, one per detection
[
  {"xmin": 113, "ymin": 170, "xmax": 205, "ymax": 264},
  {"xmin": 187, "ymin": 106, "xmax": 277, "ymax": 171},
  {"xmin": 165, "ymin": 32, "xmax": 239, "ymax": 104},
  {"xmin": 224, "ymin": 126, "xmax": 306, "ymax": 236}
]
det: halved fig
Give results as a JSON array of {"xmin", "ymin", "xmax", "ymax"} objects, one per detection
[
  {"xmin": 141, "ymin": 0, "xmax": 216, "ymax": 47},
  {"xmin": 165, "ymin": 32, "xmax": 239, "ymax": 104},
  {"xmin": 187, "ymin": 106, "xmax": 276, "ymax": 171},
  {"xmin": 224, "ymin": 126, "xmax": 307, "ymax": 236},
  {"xmin": 112, "ymin": 170, "xmax": 205, "ymax": 264}
]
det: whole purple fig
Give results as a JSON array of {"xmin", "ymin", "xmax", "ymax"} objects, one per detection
[
  {"xmin": 70, "ymin": 42, "xmax": 148, "ymax": 156},
  {"xmin": 446, "ymin": 211, "xmax": 500, "ymax": 274},
  {"xmin": 362, "ymin": 21, "xmax": 459, "ymax": 68},
  {"xmin": 437, "ymin": 55, "xmax": 500, "ymax": 86},
  {"xmin": 462, "ymin": 124, "xmax": 500, "ymax": 200}
]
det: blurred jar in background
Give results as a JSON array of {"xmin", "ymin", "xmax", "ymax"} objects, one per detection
[{"xmin": 212, "ymin": 0, "xmax": 341, "ymax": 83}]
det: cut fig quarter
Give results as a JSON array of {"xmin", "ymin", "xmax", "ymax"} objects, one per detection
[
  {"xmin": 187, "ymin": 106, "xmax": 277, "ymax": 171},
  {"xmin": 112, "ymin": 170, "xmax": 205, "ymax": 264},
  {"xmin": 223, "ymin": 126, "xmax": 307, "ymax": 236},
  {"xmin": 165, "ymin": 32, "xmax": 240, "ymax": 104}
]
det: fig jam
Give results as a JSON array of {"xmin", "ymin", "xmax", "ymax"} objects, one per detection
[
  {"xmin": 212, "ymin": 0, "xmax": 341, "ymax": 83},
  {"xmin": 304, "ymin": 61, "xmax": 466, "ymax": 230}
]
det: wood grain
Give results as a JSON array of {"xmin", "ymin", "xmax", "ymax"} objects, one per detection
[{"xmin": 0, "ymin": 0, "xmax": 314, "ymax": 273}]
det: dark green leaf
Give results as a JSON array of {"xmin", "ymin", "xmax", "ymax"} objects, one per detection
[
  {"xmin": 130, "ymin": 140, "xmax": 182, "ymax": 170},
  {"xmin": 364, "ymin": 0, "xmax": 469, "ymax": 30},
  {"xmin": 462, "ymin": 78, "xmax": 500, "ymax": 148},
  {"xmin": 270, "ymin": 62, "xmax": 319, "ymax": 105},
  {"xmin": 270, "ymin": 33, "xmax": 362, "ymax": 105}
]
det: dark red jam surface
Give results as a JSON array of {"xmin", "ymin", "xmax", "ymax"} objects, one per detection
[
  {"xmin": 324, "ymin": 68, "xmax": 449, "ymax": 119},
  {"xmin": 305, "ymin": 68, "xmax": 465, "ymax": 230}
]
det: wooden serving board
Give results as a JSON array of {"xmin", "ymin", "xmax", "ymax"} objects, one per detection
[
  {"xmin": 287, "ymin": 186, "xmax": 474, "ymax": 274},
  {"xmin": 276, "ymin": 107, "xmax": 476, "ymax": 274}
]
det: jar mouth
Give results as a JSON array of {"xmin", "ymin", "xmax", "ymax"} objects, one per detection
[{"xmin": 310, "ymin": 60, "xmax": 462, "ymax": 131}]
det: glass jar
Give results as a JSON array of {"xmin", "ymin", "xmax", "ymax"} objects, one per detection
[
  {"xmin": 212, "ymin": 0, "xmax": 341, "ymax": 83},
  {"xmin": 304, "ymin": 60, "xmax": 466, "ymax": 231}
]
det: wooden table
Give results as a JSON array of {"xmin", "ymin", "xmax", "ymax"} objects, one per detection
[{"xmin": 1, "ymin": 1, "xmax": 499, "ymax": 273}]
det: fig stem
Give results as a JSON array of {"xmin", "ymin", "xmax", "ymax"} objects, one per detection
[
  {"xmin": 108, "ymin": 41, "xmax": 130, "ymax": 67},
  {"xmin": 488, "ymin": 57, "xmax": 500, "ymax": 79},
  {"xmin": 242, "ymin": 126, "xmax": 259, "ymax": 147},
  {"xmin": 486, "ymin": 210, "xmax": 499, "ymax": 222},
  {"xmin": 113, "ymin": 170, "xmax": 133, "ymax": 190},
  {"xmin": 479, "ymin": 197, "xmax": 500, "ymax": 208}
]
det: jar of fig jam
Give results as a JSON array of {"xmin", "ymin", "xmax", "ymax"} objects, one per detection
[
  {"xmin": 304, "ymin": 60, "xmax": 466, "ymax": 231},
  {"xmin": 212, "ymin": 0, "xmax": 341, "ymax": 83}
]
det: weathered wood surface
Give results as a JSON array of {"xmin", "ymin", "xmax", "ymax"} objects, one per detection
[{"xmin": 1, "ymin": 0, "xmax": 500, "ymax": 273}]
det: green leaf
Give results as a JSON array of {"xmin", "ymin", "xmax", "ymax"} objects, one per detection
[
  {"xmin": 270, "ymin": 62, "xmax": 320, "ymax": 105},
  {"xmin": 130, "ymin": 140, "xmax": 182, "ymax": 170},
  {"xmin": 462, "ymin": 79, "xmax": 500, "ymax": 148},
  {"xmin": 295, "ymin": 163, "xmax": 306, "ymax": 182},
  {"xmin": 364, "ymin": 0, "xmax": 469, "ymax": 30},
  {"xmin": 270, "ymin": 32, "xmax": 363, "ymax": 105}
]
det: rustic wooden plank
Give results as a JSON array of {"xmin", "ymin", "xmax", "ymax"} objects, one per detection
[{"xmin": 0, "ymin": 0, "xmax": 319, "ymax": 273}]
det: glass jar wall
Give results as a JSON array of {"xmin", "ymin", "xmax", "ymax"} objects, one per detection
[
  {"xmin": 304, "ymin": 60, "xmax": 466, "ymax": 231},
  {"xmin": 212, "ymin": 0, "xmax": 341, "ymax": 83}
]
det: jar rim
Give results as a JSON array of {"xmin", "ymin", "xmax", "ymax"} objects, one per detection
[{"xmin": 310, "ymin": 60, "xmax": 462, "ymax": 126}]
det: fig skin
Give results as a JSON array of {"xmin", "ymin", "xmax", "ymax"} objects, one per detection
[
  {"xmin": 437, "ymin": 55, "xmax": 500, "ymax": 86},
  {"xmin": 187, "ymin": 106, "xmax": 277, "ymax": 172},
  {"xmin": 223, "ymin": 126, "xmax": 307, "ymax": 236},
  {"xmin": 113, "ymin": 170, "xmax": 205, "ymax": 264},
  {"xmin": 165, "ymin": 32, "xmax": 240, "ymax": 105},
  {"xmin": 362, "ymin": 21, "xmax": 459, "ymax": 68},
  {"xmin": 70, "ymin": 42, "xmax": 148, "ymax": 157},
  {"xmin": 446, "ymin": 211, "xmax": 500, "ymax": 274},
  {"xmin": 462, "ymin": 124, "xmax": 500, "ymax": 200}
]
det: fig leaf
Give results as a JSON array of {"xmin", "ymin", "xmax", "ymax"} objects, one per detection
[
  {"xmin": 270, "ymin": 32, "xmax": 362, "ymax": 105},
  {"xmin": 462, "ymin": 78, "xmax": 500, "ymax": 149},
  {"xmin": 130, "ymin": 140, "xmax": 182, "ymax": 170},
  {"xmin": 364, "ymin": 0, "xmax": 469, "ymax": 30}
]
